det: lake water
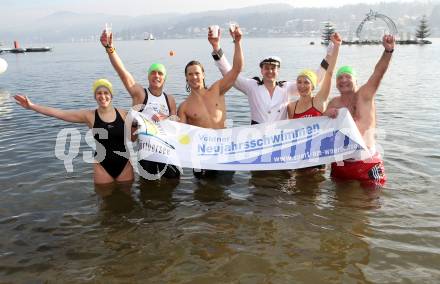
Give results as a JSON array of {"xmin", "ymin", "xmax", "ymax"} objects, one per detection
[{"xmin": 1, "ymin": 37, "xmax": 439, "ymax": 283}]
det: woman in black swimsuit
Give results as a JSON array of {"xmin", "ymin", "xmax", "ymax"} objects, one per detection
[{"xmin": 14, "ymin": 79, "xmax": 134, "ymax": 184}]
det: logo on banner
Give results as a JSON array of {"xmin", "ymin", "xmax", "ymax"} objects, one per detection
[
  {"xmin": 137, "ymin": 116, "xmax": 175, "ymax": 156},
  {"xmin": 178, "ymin": 134, "xmax": 191, "ymax": 145}
]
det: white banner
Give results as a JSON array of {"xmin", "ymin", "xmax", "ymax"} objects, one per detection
[{"xmin": 130, "ymin": 108, "xmax": 367, "ymax": 171}]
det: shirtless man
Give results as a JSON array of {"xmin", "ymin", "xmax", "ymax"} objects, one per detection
[
  {"xmin": 325, "ymin": 34, "xmax": 395, "ymax": 186},
  {"xmin": 100, "ymin": 30, "xmax": 181, "ymax": 179},
  {"xmin": 178, "ymin": 27, "xmax": 243, "ymax": 178}
]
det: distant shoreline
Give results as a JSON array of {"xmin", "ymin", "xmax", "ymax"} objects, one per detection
[{"xmin": 1, "ymin": 37, "xmax": 437, "ymax": 47}]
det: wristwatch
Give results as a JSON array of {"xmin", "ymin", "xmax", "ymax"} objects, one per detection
[
  {"xmin": 211, "ymin": 48, "xmax": 224, "ymax": 61},
  {"xmin": 320, "ymin": 59, "xmax": 329, "ymax": 70}
]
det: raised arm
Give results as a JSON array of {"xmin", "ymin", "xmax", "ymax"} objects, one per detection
[
  {"xmin": 317, "ymin": 41, "xmax": 337, "ymax": 85},
  {"xmin": 315, "ymin": 33, "xmax": 341, "ymax": 106},
  {"xmin": 208, "ymin": 27, "xmax": 252, "ymax": 95},
  {"xmin": 100, "ymin": 30, "xmax": 144, "ymax": 104},
  {"xmin": 358, "ymin": 34, "xmax": 395, "ymax": 101},
  {"xmin": 208, "ymin": 28, "xmax": 232, "ymax": 77},
  {"xmin": 14, "ymin": 94, "xmax": 92, "ymax": 126},
  {"xmin": 217, "ymin": 27, "xmax": 243, "ymax": 95},
  {"xmin": 285, "ymin": 38, "xmax": 336, "ymax": 95}
]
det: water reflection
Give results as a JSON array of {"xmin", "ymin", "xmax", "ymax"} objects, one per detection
[
  {"xmin": 333, "ymin": 180, "xmax": 382, "ymax": 210},
  {"xmin": 249, "ymin": 170, "xmax": 292, "ymax": 190},
  {"xmin": 312, "ymin": 181, "xmax": 378, "ymax": 282},
  {"xmin": 193, "ymin": 171, "xmax": 234, "ymax": 203},
  {"xmin": 0, "ymin": 89, "xmax": 12, "ymax": 116},
  {"xmin": 282, "ymin": 170, "xmax": 326, "ymax": 197},
  {"xmin": 138, "ymin": 177, "xmax": 179, "ymax": 211},
  {"xmin": 248, "ymin": 169, "xmax": 377, "ymax": 282},
  {"xmin": 95, "ymin": 181, "xmax": 135, "ymax": 214},
  {"xmin": 249, "ymin": 169, "xmax": 326, "ymax": 204}
]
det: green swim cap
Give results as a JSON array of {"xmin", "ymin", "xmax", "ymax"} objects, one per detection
[
  {"xmin": 336, "ymin": 66, "xmax": 357, "ymax": 79},
  {"xmin": 148, "ymin": 63, "xmax": 167, "ymax": 78}
]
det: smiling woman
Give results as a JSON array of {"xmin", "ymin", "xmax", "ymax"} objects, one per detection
[{"xmin": 13, "ymin": 78, "xmax": 134, "ymax": 184}]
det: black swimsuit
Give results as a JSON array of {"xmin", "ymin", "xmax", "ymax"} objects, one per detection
[{"xmin": 93, "ymin": 109, "xmax": 129, "ymax": 178}]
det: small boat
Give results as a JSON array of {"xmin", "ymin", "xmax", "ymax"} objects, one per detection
[
  {"xmin": 9, "ymin": 48, "xmax": 26, "ymax": 54},
  {"xmin": 0, "ymin": 41, "xmax": 39, "ymax": 53},
  {"xmin": 144, "ymin": 33, "xmax": 155, "ymax": 40},
  {"xmin": 26, "ymin": 47, "xmax": 52, "ymax": 52},
  {"xmin": 0, "ymin": 46, "xmax": 52, "ymax": 54}
]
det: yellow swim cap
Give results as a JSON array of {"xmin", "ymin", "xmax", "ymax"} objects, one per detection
[
  {"xmin": 92, "ymin": 79, "xmax": 113, "ymax": 95},
  {"xmin": 298, "ymin": 69, "xmax": 317, "ymax": 89}
]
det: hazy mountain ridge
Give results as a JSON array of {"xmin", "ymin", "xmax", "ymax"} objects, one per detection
[{"xmin": 1, "ymin": 2, "xmax": 439, "ymax": 43}]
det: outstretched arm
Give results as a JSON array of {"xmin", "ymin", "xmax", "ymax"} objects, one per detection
[
  {"xmin": 100, "ymin": 30, "xmax": 144, "ymax": 104},
  {"xmin": 208, "ymin": 27, "xmax": 252, "ymax": 95},
  {"xmin": 14, "ymin": 94, "xmax": 91, "ymax": 125},
  {"xmin": 358, "ymin": 34, "xmax": 395, "ymax": 101},
  {"xmin": 217, "ymin": 27, "xmax": 243, "ymax": 95},
  {"xmin": 315, "ymin": 33, "xmax": 341, "ymax": 109}
]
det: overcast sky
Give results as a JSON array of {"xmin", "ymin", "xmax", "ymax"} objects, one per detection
[{"xmin": 0, "ymin": 0, "xmax": 421, "ymax": 25}]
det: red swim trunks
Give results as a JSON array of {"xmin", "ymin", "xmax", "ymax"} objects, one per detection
[{"xmin": 331, "ymin": 154, "xmax": 386, "ymax": 186}]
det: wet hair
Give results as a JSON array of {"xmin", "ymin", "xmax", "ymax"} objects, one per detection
[
  {"xmin": 185, "ymin": 60, "xmax": 205, "ymax": 75},
  {"xmin": 185, "ymin": 60, "xmax": 207, "ymax": 92}
]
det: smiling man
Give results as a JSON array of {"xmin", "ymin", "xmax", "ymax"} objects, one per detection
[
  {"xmin": 100, "ymin": 30, "xmax": 181, "ymax": 179},
  {"xmin": 178, "ymin": 27, "xmax": 243, "ymax": 129},
  {"xmin": 324, "ymin": 34, "xmax": 395, "ymax": 186},
  {"xmin": 177, "ymin": 27, "xmax": 243, "ymax": 178}
]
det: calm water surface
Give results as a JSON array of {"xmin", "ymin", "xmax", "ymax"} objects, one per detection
[{"xmin": 0, "ymin": 38, "xmax": 439, "ymax": 283}]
